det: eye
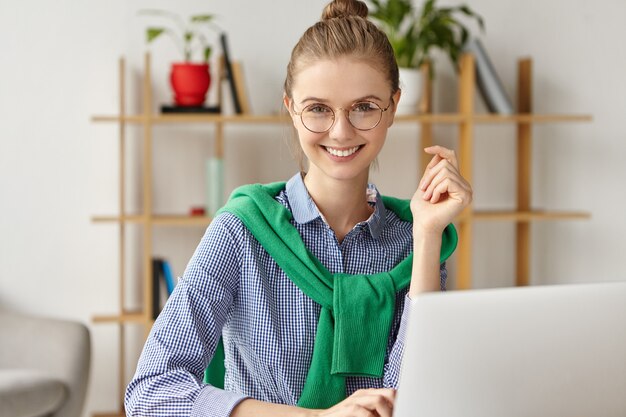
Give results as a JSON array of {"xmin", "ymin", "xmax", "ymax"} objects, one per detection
[
  {"xmin": 352, "ymin": 102, "xmax": 379, "ymax": 113},
  {"xmin": 305, "ymin": 103, "xmax": 332, "ymax": 114}
]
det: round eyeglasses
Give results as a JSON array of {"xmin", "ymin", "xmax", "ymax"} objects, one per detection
[{"xmin": 292, "ymin": 100, "xmax": 393, "ymax": 133}]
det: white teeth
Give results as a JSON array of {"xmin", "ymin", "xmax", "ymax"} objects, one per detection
[{"xmin": 325, "ymin": 146, "xmax": 360, "ymax": 157}]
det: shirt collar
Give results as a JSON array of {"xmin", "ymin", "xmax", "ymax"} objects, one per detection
[
  {"xmin": 285, "ymin": 172, "xmax": 387, "ymax": 240},
  {"xmin": 286, "ymin": 173, "xmax": 320, "ymax": 224}
]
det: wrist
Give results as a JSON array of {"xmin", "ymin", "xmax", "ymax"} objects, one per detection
[
  {"xmin": 231, "ymin": 398, "xmax": 319, "ymax": 417},
  {"xmin": 409, "ymin": 226, "xmax": 443, "ymax": 296},
  {"xmin": 413, "ymin": 223, "xmax": 445, "ymax": 241}
]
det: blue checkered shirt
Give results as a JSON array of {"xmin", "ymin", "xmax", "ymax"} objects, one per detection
[{"xmin": 125, "ymin": 173, "xmax": 447, "ymax": 417}]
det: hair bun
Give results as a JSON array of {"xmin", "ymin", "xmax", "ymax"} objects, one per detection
[{"xmin": 321, "ymin": 0, "xmax": 369, "ymax": 20}]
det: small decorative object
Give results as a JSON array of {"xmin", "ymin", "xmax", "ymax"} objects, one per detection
[
  {"xmin": 189, "ymin": 206, "xmax": 206, "ymax": 216},
  {"xmin": 397, "ymin": 67, "xmax": 422, "ymax": 115},
  {"xmin": 139, "ymin": 9, "xmax": 217, "ymax": 107},
  {"xmin": 170, "ymin": 62, "xmax": 210, "ymax": 106},
  {"xmin": 206, "ymin": 157, "xmax": 224, "ymax": 217},
  {"xmin": 369, "ymin": 0, "xmax": 484, "ymax": 113}
]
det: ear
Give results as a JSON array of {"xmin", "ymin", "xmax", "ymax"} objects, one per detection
[
  {"xmin": 283, "ymin": 93, "xmax": 293, "ymax": 115},
  {"xmin": 388, "ymin": 89, "xmax": 402, "ymax": 127},
  {"xmin": 284, "ymin": 94, "xmax": 301, "ymax": 130}
]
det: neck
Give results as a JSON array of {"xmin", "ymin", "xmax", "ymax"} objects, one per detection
[{"xmin": 303, "ymin": 170, "xmax": 373, "ymax": 242}]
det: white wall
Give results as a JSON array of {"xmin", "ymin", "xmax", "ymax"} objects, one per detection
[{"xmin": 1, "ymin": 0, "xmax": 624, "ymax": 415}]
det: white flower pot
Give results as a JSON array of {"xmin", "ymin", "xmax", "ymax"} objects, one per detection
[{"xmin": 396, "ymin": 67, "xmax": 422, "ymax": 115}]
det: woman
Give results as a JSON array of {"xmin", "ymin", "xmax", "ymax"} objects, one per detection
[{"xmin": 125, "ymin": 0, "xmax": 472, "ymax": 416}]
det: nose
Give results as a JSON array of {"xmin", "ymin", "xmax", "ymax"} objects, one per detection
[{"xmin": 328, "ymin": 108, "xmax": 355, "ymax": 140}]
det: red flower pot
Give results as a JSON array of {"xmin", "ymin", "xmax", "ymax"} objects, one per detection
[{"xmin": 170, "ymin": 63, "xmax": 211, "ymax": 106}]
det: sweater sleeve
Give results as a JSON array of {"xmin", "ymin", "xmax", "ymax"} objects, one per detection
[
  {"xmin": 124, "ymin": 213, "xmax": 249, "ymax": 417},
  {"xmin": 382, "ymin": 262, "xmax": 447, "ymax": 388}
]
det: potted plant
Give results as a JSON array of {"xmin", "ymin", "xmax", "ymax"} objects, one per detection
[
  {"xmin": 369, "ymin": 0, "xmax": 484, "ymax": 113},
  {"xmin": 139, "ymin": 9, "xmax": 217, "ymax": 107}
]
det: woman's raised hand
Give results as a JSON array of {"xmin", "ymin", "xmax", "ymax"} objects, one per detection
[{"xmin": 411, "ymin": 145, "xmax": 473, "ymax": 234}]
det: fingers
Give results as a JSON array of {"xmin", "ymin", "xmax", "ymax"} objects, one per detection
[
  {"xmin": 420, "ymin": 158, "xmax": 460, "ymax": 194},
  {"xmin": 354, "ymin": 388, "xmax": 395, "ymax": 417},
  {"xmin": 427, "ymin": 176, "xmax": 472, "ymax": 205},
  {"xmin": 419, "ymin": 146, "xmax": 472, "ymax": 204},
  {"xmin": 321, "ymin": 388, "xmax": 396, "ymax": 417},
  {"xmin": 362, "ymin": 388, "xmax": 395, "ymax": 416},
  {"xmin": 349, "ymin": 389, "xmax": 395, "ymax": 417},
  {"xmin": 424, "ymin": 165, "xmax": 472, "ymax": 202},
  {"xmin": 424, "ymin": 145, "xmax": 459, "ymax": 170}
]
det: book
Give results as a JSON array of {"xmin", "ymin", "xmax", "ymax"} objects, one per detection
[
  {"xmin": 463, "ymin": 38, "xmax": 514, "ymax": 114},
  {"xmin": 220, "ymin": 32, "xmax": 243, "ymax": 114},
  {"xmin": 231, "ymin": 61, "xmax": 250, "ymax": 114},
  {"xmin": 151, "ymin": 258, "xmax": 177, "ymax": 319},
  {"xmin": 152, "ymin": 258, "xmax": 165, "ymax": 320},
  {"xmin": 161, "ymin": 260, "xmax": 176, "ymax": 296}
]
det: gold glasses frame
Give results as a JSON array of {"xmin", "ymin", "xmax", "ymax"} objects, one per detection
[{"xmin": 292, "ymin": 98, "xmax": 394, "ymax": 133}]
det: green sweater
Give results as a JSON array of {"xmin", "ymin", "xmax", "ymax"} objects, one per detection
[{"xmin": 205, "ymin": 182, "xmax": 457, "ymax": 409}]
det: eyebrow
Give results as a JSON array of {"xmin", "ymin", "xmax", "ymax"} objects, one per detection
[{"xmin": 299, "ymin": 94, "xmax": 385, "ymax": 105}]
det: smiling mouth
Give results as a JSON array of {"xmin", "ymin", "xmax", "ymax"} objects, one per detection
[{"xmin": 323, "ymin": 145, "xmax": 362, "ymax": 157}]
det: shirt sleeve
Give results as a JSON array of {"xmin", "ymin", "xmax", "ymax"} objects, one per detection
[
  {"xmin": 382, "ymin": 262, "xmax": 447, "ymax": 388},
  {"xmin": 124, "ymin": 213, "xmax": 250, "ymax": 417}
]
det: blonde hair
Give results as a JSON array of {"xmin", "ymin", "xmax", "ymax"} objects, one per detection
[
  {"xmin": 284, "ymin": 0, "xmax": 399, "ymax": 169},
  {"xmin": 285, "ymin": 0, "xmax": 399, "ymax": 98}
]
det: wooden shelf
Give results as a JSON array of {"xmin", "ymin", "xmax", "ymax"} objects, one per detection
[
  {"xmin": 92, "ymin": 214, "xmax": 213, "ymax": 226},
  {"xmin": 95, "ymin": 210, "xmax": 591, "ymax": 225},
  {"xmin": 92, "ymin": 311, "xmax": 147, "ymax": 324},
  {"xmin": 152, "ymin": 215, "xmax": 213, "ymax": 226},
  {"xmin": 92, "ymin": 112, "xmax": 592, "ymax": 125},
  {"xmin": 92, "ymin": 113, "xmax": 289, "ymax": 124},
  {"xmin": 473, "ymin": 114, "xmax": 592, "ymax": 124},
  {"xmin": 92, "ymin": 215, "xmax": 146, "ymax": 223},
  {"xmin": 93, "ymin": 412, "xmax": 125, "ymax": 417},
  {"xmin": 466, "ymin": 210, "xmax": 591, "ymax": 222}
]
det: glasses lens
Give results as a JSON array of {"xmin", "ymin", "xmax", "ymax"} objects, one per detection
[
  {"xmin": 301, "ymin": 104, "xmax": 334, "ymax": 133},
  {"xmin": 299, "ymin": 101, "xmax": 384, "ymax": 132},
  {"xmin": 349, "ymin": 102, "xmax": 383, "ymax": 130}
]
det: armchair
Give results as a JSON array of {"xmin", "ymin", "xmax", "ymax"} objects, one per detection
[{"xmin": 0, "ymin": 311, "xmax": 90, "ymax": 417}]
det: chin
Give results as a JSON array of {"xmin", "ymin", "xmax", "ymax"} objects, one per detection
[{"xmin": 322, "ymin": 166, "xmax": 371, "ymax": 183}]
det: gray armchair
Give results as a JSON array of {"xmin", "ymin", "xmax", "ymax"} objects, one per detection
[{"xmin": 0, "ymin": 311, "xmax": 91, "ymax": 417}]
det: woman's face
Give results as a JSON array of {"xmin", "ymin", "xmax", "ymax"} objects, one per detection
[{"xmin": 285, "ymin": 57, "xmax": 400, "ymax": 184}]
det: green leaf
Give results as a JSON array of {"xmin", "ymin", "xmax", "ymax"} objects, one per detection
[
  {"xmin": 191, "ymin": 14, "xmax": 214, "ymax": 23},
  {"xmin": 138, "ymin": 9, "xmax": 219, "ymax": 62},
  {"xmin": 458, "ymin": 4, "xmax": 485, "ymax": 30},
  {"xmin": 369, "ymin": 0, "xmax": 483, "ymax": 74},
  {"xmin": 422, "ymin": 0, "xmax": 436, "ymax": 18},
  {"xmin": 204, "ymin": 46, "xmax": 212, "ymax": 62},
  {"xmin": 146, "ymin": 28, "xmax": 164, "ymax": 43}
]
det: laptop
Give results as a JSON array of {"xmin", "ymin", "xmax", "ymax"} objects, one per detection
[{"xmin": 394, "ymin": 281, "xmax": 626, "ymax": 417}]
